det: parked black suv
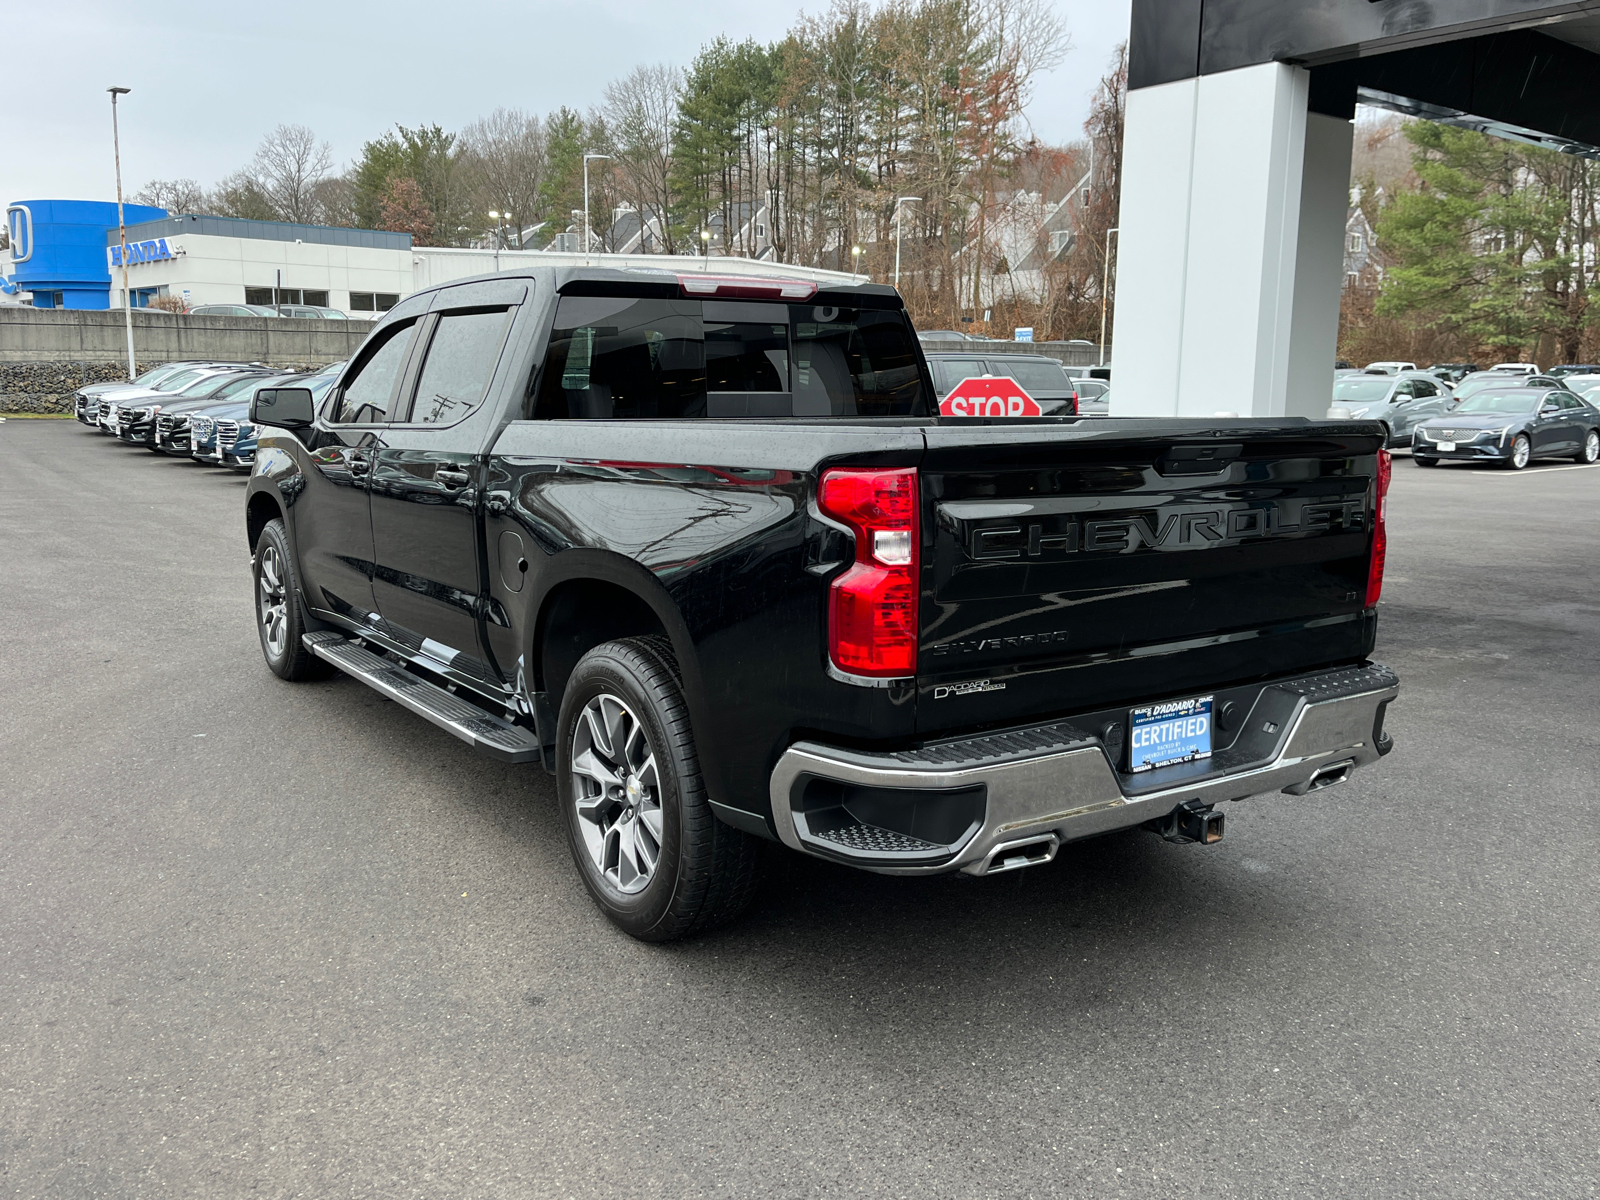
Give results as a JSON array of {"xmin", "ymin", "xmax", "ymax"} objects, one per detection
[
  {"xmin": 245, "ymin": 267, "xmax": 1399, "ymax": 940},
  {"xmin": 924, "ymin": 351, "xmax": 1080, "ymax": 414}
]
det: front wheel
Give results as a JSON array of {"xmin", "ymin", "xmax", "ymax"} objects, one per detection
[
  {"xmin": 1503, "ymin": 434, "xmax": 1531, "ymax": 470},
  {"xmin": 557, "ymin": 637, "xmax": 760, "ymax": 942},
  {"xmin": 1575, "ymin": 429, "xmax": 1599, "ymax": 465},
  {"xmin": 253, "ymin": 518, "xmax": 330, "ymax": 681},
  {"xmin": 1414, "ymin": 455, "xmax": 1439, "ymax": 468}
]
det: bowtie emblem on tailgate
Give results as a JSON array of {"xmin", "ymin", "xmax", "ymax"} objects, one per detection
[{"xmin": 965, "ymin": 500, "xmax": 1364, "ymax": 561}]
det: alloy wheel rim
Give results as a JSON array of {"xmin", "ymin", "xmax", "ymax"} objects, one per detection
[
  {"xmin": 258, "ymin": 545, "xmax": 289, "ymax": 659},
  {"xmin": 1512, "ymin": 437, "xmax": 1530, "ymax": 468},
  {"xmin": 1586, "ymin": 431, "xmax": 1599, "ymax": 463},
  {"xmin": 570, "ymin": 693, "xmax": 663, "ymax": 895}
]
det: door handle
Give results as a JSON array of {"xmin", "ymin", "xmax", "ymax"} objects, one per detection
[
  {"xmin": 348, "ymin": 452, "xmax": 371, "ymax": 476},
  {"xmin": 435, "ymin": 468, "xmax": 471, "ymax": 489}
]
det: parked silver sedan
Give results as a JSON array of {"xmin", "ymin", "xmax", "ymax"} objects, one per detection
[{"xmin": 1330, "ymin": 370, "xmax": 1454, "ymax": 447}]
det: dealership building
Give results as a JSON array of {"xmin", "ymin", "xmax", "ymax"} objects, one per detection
[
  {"xmin": 104, "ymin": 213, "xmax": 415, "ymax": 313},
  {"xmin": 5, "ymin": 201, "xmax": 861, "ymax": 315}
]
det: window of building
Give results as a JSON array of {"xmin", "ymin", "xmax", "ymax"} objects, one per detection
[
  {"xmin": 1348, "ymin": 233, "xmax": 1363, "ymax": 252},
  {"xmin": 405, "ymin": 309, "xmax": 513, "ymax": 425},
  {"xmin": 1484, "ymin": 234, "xmax": 1505, "ymax": 254},
  {"xmin": 243, "ymin": 287, "xmax": 330, "ymax": 307},
  {"xmin": 1346, "ymin": 272, "xmax": 1360, "ymax": 287},
  {"xmin": 755, "ymin": 223, "xmax": 767, "ymax": 239},
  {"xmin": 350, "ymin": 292, "xmax": 401, "ymax": 312}
]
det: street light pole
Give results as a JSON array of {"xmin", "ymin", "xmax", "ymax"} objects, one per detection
[
  {"xmin": 893, "ymin": 196, "xmax": 920, "ymax": 289},
  {"xmin": 489, "ymin": 210, "xmax": 503, "ymax": 272},
  {"xmin": 108, "ymin": 86, "xmax": 135, "ymax": 381},
  {"xmin": 582, "ymin": 154, "xmax": 611, "ymax": 257},
  {"xmin": 1099, "ymin": 226, "xmax": 1119, "ymax": 367},
  {"xmin": 851, "ymin": 244, "xmax": 862, "ymax": 279}
]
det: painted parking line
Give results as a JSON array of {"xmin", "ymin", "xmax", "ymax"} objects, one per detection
[{"xmin": 1405, "ymin": 461, "xmax": 1600, "ymax": 478}]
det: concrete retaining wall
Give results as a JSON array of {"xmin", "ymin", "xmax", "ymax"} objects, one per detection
[{"xmin": 0, "ymin": 307, "xmax": 377, "ymax": 413}]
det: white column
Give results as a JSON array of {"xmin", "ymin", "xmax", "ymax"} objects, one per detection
[
  {"xmin": 1110, "ymin": 62, "xmax": 1350, "ymax": 419},
  {"xmin": 1285, "ymin": 113, "xmax": 1355, "ymax": 418}
]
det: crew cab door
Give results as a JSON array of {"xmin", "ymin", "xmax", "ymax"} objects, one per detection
[
  {"xmin": 294, "ymin": 316, "xmax": 422, "ymax": 622},
  {"xmin": 367, "ymin": 282, "xmax": 523, "ymax": 681}
]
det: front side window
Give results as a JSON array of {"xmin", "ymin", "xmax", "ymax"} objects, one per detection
[
  {"xmin": 333, "ymin": 321, "xmax": 416, "ymax": 424},
  {"xmin": 533, "ymin": 294, "xmax": 926, "ymax": 419},
  {"xmin": 407, "ymin": 309, "xmax": 512, "ymax": 425}
]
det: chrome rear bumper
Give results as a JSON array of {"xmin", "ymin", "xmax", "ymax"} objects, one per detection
[{"xmin": 769, "ymin": 664, "xmax": 1398, "ymax": 876}]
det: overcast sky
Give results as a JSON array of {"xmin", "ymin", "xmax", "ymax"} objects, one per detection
[{"xmin": 4, "ymin": 0, "xmax": 1130, "ymax": 209}]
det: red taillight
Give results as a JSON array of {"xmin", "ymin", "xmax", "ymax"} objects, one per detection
[
  {"xmin": 1365, "ymin": 448, "xmax": 1391, "ymax": 608},
  {"xmin": 818, "ymin": 467, "xmax": 919, "ymax": 677},
  {"xmin": 677, "ymin": 274, "xmax": 818, "ymax": 301}
]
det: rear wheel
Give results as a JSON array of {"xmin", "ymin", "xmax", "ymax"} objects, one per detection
[
  {"xmin": 557, "ymin": 636, "xmax": 760, "ymax": 941},
  {"xmin": 253, "ymin": 519, "xmax": 330, "ymax": 681},
  {"xmin": 1503, "ymin": 434, "xmax": 1531, "ymax": 470},
  {"xmin": 1575, "ymin": 429, "xmax": 1599, "ymax": 464}
]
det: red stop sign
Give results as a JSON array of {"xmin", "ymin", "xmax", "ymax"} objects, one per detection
[{"xmin": 939, "ymin": 376, "xmax": 1042, "ymax": 417}]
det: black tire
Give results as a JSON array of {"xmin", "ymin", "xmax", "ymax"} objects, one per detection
[
  {"xmin": 556, "ymin": 636, "xmax": 760, "ymax": 942},
  {"xmin": 1502, "ymin": 434, "xmax": 1532, "ymax": 470},
  {"xmin": 1414, "ymin": 455, "xmax": 1439, "ymax": 467},
  {"xmin": 252, "ymin": 518, "xmax": 331, "ymax": 681},
  {"xmin": 1575, "ymin": 429, "xmax": 1600, "ymax": 465}
]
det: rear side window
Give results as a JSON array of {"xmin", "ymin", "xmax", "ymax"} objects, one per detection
[
  {"xmin": 333, "ymin": 320, "xmax": 416, "ymax": 424},
  {"xmin": 989, "ymin": 360, "xmax": 1071, "ymax": 394},
  {"xmin": 931, "ymin": 358, "xmax": 985, "ymax": 394},
  {"xmin": 533, "ymin": 295, "xmax": 925, "ymax": 419},
  {"xmin": 406, "ymin": 309, "xmax": 513, "ymax": 425}
]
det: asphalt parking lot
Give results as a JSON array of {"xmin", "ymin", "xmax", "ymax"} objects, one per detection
[{"xmin": 3, "ymin": 420, "xmax": 1598, "ymax": 1199}]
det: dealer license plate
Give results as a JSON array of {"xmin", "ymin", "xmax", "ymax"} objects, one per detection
[
  {"xmin": 1129, "ymin": 695, "xmax": 1213, "ymax": 772},
  {"xmin": 1436, "ymin": 441, "xmax": 1456, "ymax": 452}
]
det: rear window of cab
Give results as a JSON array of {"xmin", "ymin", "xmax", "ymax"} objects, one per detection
[{"xmin": 532, "ymin": 295, "xmax": 927, "ymax": 419}]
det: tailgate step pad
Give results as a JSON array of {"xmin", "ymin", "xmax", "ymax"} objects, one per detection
[{"xmin": 302, "ymin": 631, "xmax": 540, "ymax": 763}]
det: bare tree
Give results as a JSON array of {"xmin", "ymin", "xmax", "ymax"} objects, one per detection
[
  {"xmin": 459, "ymin": 108, "xmax": 547, "ymax": 246},
  {"xmin": 603, "ymin": 63, "xmax": 682, "ymax": 253},
  {"xmin": 251, "ymin": 124, "xmax": 334, "ymax": 224},
  {"xmin": 132, "ymin": 178, "xmax": 205, "ymax": 213}
]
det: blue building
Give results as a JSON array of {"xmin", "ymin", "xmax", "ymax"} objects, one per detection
[{"xmin": 3, "ymin": 199, "xmax": 168, "ymax": 309}]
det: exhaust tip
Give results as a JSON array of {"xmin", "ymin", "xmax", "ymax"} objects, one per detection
[
  {"xmin": 1283, "ymin": 759, "xmax": 1356, "ymax": 796},
  {"xmin": 969, "ymin": 834, "xmax": 1059, "ymax": 876}
]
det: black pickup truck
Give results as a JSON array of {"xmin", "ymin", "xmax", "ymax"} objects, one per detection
[{"xmin": 244, "ymin": 267, "xmax": 1398, "ymax": 941}]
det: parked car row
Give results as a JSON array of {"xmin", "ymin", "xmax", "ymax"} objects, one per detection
[
  {"xmin": 71, "ymin": 360, "xmax": 343, "ymax": 471},
  {"xmin": 1330, "ymin": 364, "xmax": 1600, "ymax": 468},
  {"xmin": 187, "ymin": 304, "xmax": 350, "ymax": 320}
]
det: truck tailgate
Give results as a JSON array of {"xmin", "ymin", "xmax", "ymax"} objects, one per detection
[{"xmin": 917, "ymin": 419, "xmax": 1384, "ymax": 736}]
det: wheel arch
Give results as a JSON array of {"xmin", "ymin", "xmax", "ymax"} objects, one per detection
[
  {"xmin": 245, "ymin": 487, "xmax": 285, "ymax": 553},
  {"xmin": 530, "ymin": 550, "xmax": 708, "ymax": 725}
]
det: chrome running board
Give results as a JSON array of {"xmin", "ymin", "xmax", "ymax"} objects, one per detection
[{"xmin": 302, "ymin": 631, "xmax": 541, "ymax": 763}]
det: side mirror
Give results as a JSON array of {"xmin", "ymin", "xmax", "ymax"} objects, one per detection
[{"xmin": 252, "ymin": 387, "xmax": 316, "ymax": 429}]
